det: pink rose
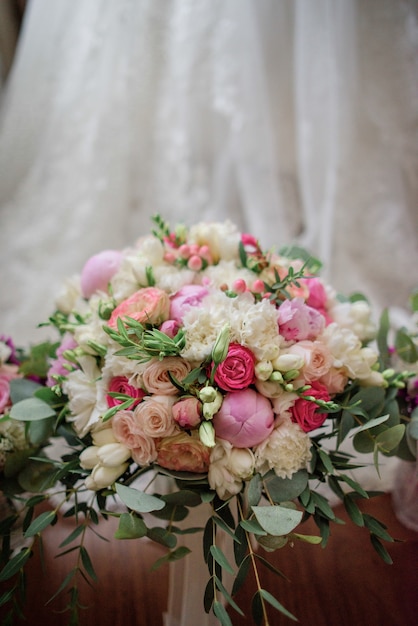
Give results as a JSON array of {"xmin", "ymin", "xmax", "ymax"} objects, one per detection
[
  {"xmin": 157, "ymin": 432, "xmax": 210, "ymax": 473},
  {"xmin": 108, "ymin": 287, "xmax": 170, "ymax": 329},
  {"xmin": 0, "ymin": 375, "xmax": 11, "ymax": 413},
  {"xmin": 80, "ymin": 249, "xmax": 123, "ymax": 298},
  {"xmin": 286, "ymin": 340, "xmax": 333, "ymax": 382},
  {"xmin": 318, "ymin": 368, "xmax": 348, "ymax": 395},
  {"xmin": 169, "ymin": 285, "xmax": 209, "ymax": 323},
  {"xmin": 213, "ymin": 343, "xmax": 255, "ymax": 392},
  {"xmin": 290, "ymin": 381, "xmax": 331, "ymax": 432},
  {"xmin": 172, "ymin": 397, "xmax": 202, "ymax": 429},
  {"xmin": 134, "ymin": 395, "xmax": 177, "ymax": 438},
  {"xmin": 159, "ymin": 320, "xmax": 181, "ymax": 339},
  {"xmin": 278, "ymin": 298, "xmax": 325, "ymax": 342},
  {"xmin": 142, "ymin": 357, "xmax": 192, "ymax": 396},
  {"xmin": 106, "ymin": 376, "xmax": 146, "ymax": 408},
  {"xmin": 213, "ymin": 388, "xmax": 274, "ymax": 448},
  {"xmin": 112, "ymin": 409, "xmax": 158, "ymax": 466}
]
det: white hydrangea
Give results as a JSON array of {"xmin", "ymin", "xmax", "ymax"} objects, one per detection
[{"xmin": 254, "ymin": 419, "xmax": 312, "ymax": 479}]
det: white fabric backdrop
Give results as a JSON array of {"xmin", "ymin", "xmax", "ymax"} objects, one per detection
[
  {"xmin": 0, "ymin": 0, "xmax": 417, "ymax": 346},
  {"xmin": 0, "ymin": 2, "xmax": 417, "ymax": 623}
]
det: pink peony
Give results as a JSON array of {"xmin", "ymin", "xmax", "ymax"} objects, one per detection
[
  {"xmin": 213, "ymin": 388, "xmax": 274, "ymax": 448},
  {"xmin": 290, "ymin": 381, "xmax": 331, "ymax": 432},
  {"xmin": 278, "ymin": 298, "xmax": 325, "ymax": 342},
  {"xmin": 304, "ymin": 277, "xmax": 332, "ymax": 324},
  {"xmin": 169, "ymin": 285, "xmax": 209, "ymax": 323},
  {"xmin": 106, "ymin": 376, "xmax": 146, "ymax": 408},
  {"xmin": 80, "ymin": 250, "xmax": 123, "ymax": 298},
  {"xmin": 172, "ymin": 397, "xmax": 202, "ymax": 429},
  {"xmin": 159, "ymin": 320, "xmax": 181, "ymax": 339},
  {"xmin": 213, "ymin": 343, "xmax": 255, "ymax": 392},
  {"xmin": 157, "ymin": 432, "xmax": 210, "ymax": 473},
  {"xmin": 108, "ymin": 287, "xmax": 170, "ymax": 329}
]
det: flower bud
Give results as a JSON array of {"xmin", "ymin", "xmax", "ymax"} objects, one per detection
[
  {"xmin": 272, "ymin": 353, "xmax": 304, "ymax": 372},
  {"xmin": 202, "ymin": 391, "xmax": 223, "ymax": 419},
  {"xmin": 254, "ymin": 361, "xmax": 273, "ymax": 381},
  {"xmin": 92, "ymin": 428, "xmax": 118, "ymax": 446},
  {"xmin": 268, "ymin": 371, "xmax": 284, "ymax": 383},
  {"xmin": 211, "ymin": 323, "xmax": 230, "ymax": 365},
  {"xmin": 79, "ymin": 446, "xmax": 101, "ymax": 469},
  {"xmin": 199, "ymin": 421, "xmax": 216, "ymax": 448},
  {"xmin": 199, "ymin": 386, "xmax": 218, "ymax": 403},
  {"xmin": 97, "ymin": 442, "xmax": 131, "ymax": 467},
  {"xmin": 85, "ymin": 462, "xmax": 129, "ymax": 491}
]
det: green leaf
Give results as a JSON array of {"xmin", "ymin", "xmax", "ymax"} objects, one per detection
[
  {"xmin": 115, "ymin": 483, "xmax": 165, "ymax": 513},
  {"xmin": 209, "ymin": 545, "xmax": 235, "ymax": 575},
  {"xmin": 352, "ymin": 429, "xmax": 375, "ymax": 454},
  {"xmin": 114, "ymin": 513, "xmax": 147, "ymax": 539},
  {"xmin": 80, "ymin": 546, "xmax": 97, "ymax": 581},
  {"xmin": 24, "ymin": 510, "xmax": 57, "ymax": 538},
  {"xmin": 9, "ymin": 397, "xmax": 56, "ymax": 421},
  {"xmin": 3, "ymin": 448, "xmax": 38, "ymax": 478},
  {"xmin": 395, "ymin": 328, "xmax": 418, "ymax": 363},
  {"xmin": 215, "ymin": 575, "xmax": 245, "ymax": 616},
  {"xmin": 291, "ymin": 533, "xmax": 322, "ymax": 544},
  {"xmin": 343, "ymin": 495, "xmax": 364, "ymax": 526},
  {"xmin": 59, "ymin": 525, "xmax": 84, "ymax": 548},
  {"xmin": 162, "ymin": 489, "xmax": 202, "ymax": 507},
  {"xmin": 317, "ymin": 450, "xmax": 334, "ymax": 474},
  {"xmin": 264, "ymin": 469, "xmax": 308, "ymax": 502},
  {"xmin": 146, "ymin": 527, "xmax": 177, "ymax": 549},
  {"xmin": 251, "ymin": 505, "xmax": 303, "ymax": 536},
  {"xmin": 9, "ymin": 378, "xmax": 43, "ymax": 404},
  {"xmin": 0, "ymin": 548, "xmax": 31, "ymax": 581},
  {"xmin": 151, "ymin": 546, "xmax": 191, "ymax": 571},
  {"xmin": 213, "ymin": 600, "xmax": 233, "ymax": 626},
  {"xmin": 247, "ymin": 473, "xmax": 263, "ymax": 506},
  {"xmin": 256, "ymin": 534, "xmax": 288, "ymax": 551},
  {"xmin": 370, "ymin": 534, "xmax": 393, "ymax": 564},
  {"xmin": 259, "ymin": 589, "xmax": 298, "ymax": 622},
  {"xmin": 239, "ymin": 519, "xmax": 267, "ymax": 536},
  {"xmin": 231, "ymin": 555, "xmax": 251, "ymax": 595},
  {"xmin": 17, "ymin": 459, "xmax": 57, "ymax": 492},
  {"xmin": 377, "ymin": 308, "xmax": 390, "ymax": 368},
  {"xmin": 352, "ymin": 414, "xmax": 390, "ymax": 434},
  {"xmin": 311, "ymin": 492, "xmax": 335, "ymax": 520},
  {"xmin": 363, "ymin": 514, "xmax": 394, "ymax": 542},
  {"xmin": 375, "ymin": 424, "xmax": 405, "ymax": 454},
  {"xmin": 339, "ymin": 474, "xmax": 369, "ymax": 499},
  {"xmin": 28, "ymin": 416, "xmax": 55, "ymax": 446}
]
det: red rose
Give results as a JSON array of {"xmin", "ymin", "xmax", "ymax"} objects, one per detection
[
  {"xmin": 213, "ymin": 343, "xmax": 255, "ymax": 392},
  {"xmin": 290, "ymin": 381, "xmax": 330, "ymax": 432}
]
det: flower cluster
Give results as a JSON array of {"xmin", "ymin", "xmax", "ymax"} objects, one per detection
[
  {"xmin": 45, "ymin": 218, "xmax": 384, "ymax": 496},
  {"xmin": 4, "ymin": 217, "xmax": 408, "ymax": 626}
]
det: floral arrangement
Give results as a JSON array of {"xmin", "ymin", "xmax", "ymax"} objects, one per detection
[{"xmin": 0, "ymin": 217, "xmax": 412, "ymax": 625}]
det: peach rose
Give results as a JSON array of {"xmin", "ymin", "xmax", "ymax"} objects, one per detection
[
  {"xmin": 111, "ymin": 409, "xmax": 159, "ymax": 466},
  {"xmin": 134, "ymin": 395, "xmax": 177, "ymax": 438},
  {"xmin": 108, "ymin": 287, "xmax": 170, "ymax": 329},
  {"xmin": 157, "ymin": 432, "xmax": 210, "ymax": 473},
  {"xmin": 318, "ymin": 367, "xmax": 348, "ymax": 395},
  {"xmin": 142, "ymin": 357, "xmax": 192, "ymax": 396},
  {"xmin": 286, "ymin": 340, "xmax": 333, "ymax": 382}
]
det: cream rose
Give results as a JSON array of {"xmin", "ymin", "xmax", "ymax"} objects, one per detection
[
  {"xmin": 142, "ymin": 357, "xmax": 192, "ymax": 396},
  {"xmin": 134, "ymin": 396, "xmax": 177, "ymax": 438},
  {"xmin": 286, "ymin": 340, "xmax": 333, "ymax": 382},
  {"xmin": 157, "ymin": 431, "xmax": 210, "ymax": 473}
]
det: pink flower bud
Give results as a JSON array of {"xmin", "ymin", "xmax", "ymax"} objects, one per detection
[
  {"xmin": 187, "ymin": 255, "xmax": 203, "ymax": 271},
  {"xmin": 252, "ymin": 279, "xmax": 265, "ymax": 294},
  {"xmin": 232, "ymin": 279, "xmax": 247, "ymax": 294},
  {"xmin": 172, "ymin": 397, "xmax": 203, "ymax": 429}
]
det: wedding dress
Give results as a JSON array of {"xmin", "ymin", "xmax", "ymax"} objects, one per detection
[{"xmin": 0, "ymin": 1, "xmax": 417, "ymax": 624}]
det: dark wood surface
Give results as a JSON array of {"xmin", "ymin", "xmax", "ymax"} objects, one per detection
[{"xmin": 0, "ymin": 493, "xmax": 417, "ymax": 626}]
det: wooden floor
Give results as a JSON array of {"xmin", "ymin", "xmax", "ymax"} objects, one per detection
[{"xmin": 0, "ymin": 493, "xmax": 417, "ymax": 626}]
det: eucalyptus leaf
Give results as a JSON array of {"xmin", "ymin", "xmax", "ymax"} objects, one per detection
[
  {"xmin": 375, "ymin": 424, "xmax": 405, "ymax": 454},
  {"xmin": 209, "ymin": 545, "xmax": 235, "ymax": 575},
  {"xmin": 213, "ymin": 600, "xmax": 233, "ymax": 626},
  {"xmin": 259, "ymin": 589, "xmax": 298, "ymax": 622},
  {"xmin": 115, "ymin": 483, "xmax": 165, "ymax": 513},
  {"xmin": 9, "ymin": 397, "xmax": 56, "ymax": 421},
  {"xmin": 146, "ymin": 527, "xmax": 177, "ymax": 548},
  {"xmin": 291, "ymin": 532, "xmax": 322, "ymax": 544},
  {"xmin": 0, "ymin": 548, "xmax": 31, "ymax": 581},
  {"xmin": 3, "ymin": 448, "xmax": 37, "ymax": 478},
  {"xmin": 114, "ymin": 513, "xmax": 147, "ymax": 539},
  {"xmin": 9, "ymin": 378, "xmax": 42, "ymax": 404},
  {"xmin": 251, "ymin": 505, "xmax": 303, "ymax": 536},
  {"xmin": 395, "ymin": 328, "xmax": 418, "ymax": 363},
  {"xmin": 151, "ymin": 546, "xmax": 191, "ymax": 571},
  {"xmin": 264, "ymin": 469, "xmax": 308, "ymax": 503},
  {"xmin": 17, "ymin": 459, "xmax": 57, "ymax": 492},
  {"xmin": 352, "ymin": 430, "xmax": 375, "ymax": 454},
  {"xmin": 256, "ymin": 534, "xmax": 288, "ymax": 551},
  {"xmin": 351, "ymin": 414, "xmax": 389, "ymax": 434},
  {"xmin": 247, "ymin": 473, "xmax": 263, "ymax": 506},
  {"xmin": 28, "ymin": 416, "xmax": 54, "ymax": 446}
]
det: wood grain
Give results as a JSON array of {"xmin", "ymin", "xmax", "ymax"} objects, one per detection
[{"xmin": 0, "ymin": 494, "xmax": 416, "ymax": 626}]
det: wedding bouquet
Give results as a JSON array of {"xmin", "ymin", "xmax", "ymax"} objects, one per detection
[{"xmin": 1, "ymin": 217, "xmax": 410, "ymax": 625}]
